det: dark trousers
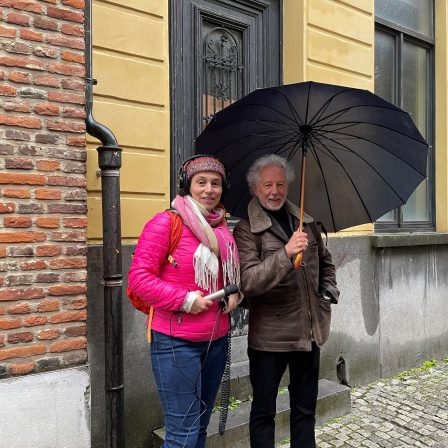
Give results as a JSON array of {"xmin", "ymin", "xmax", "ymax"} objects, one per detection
[{"xmin": 248, "ymin": 344, "xmax": 320, "ymax": 448}]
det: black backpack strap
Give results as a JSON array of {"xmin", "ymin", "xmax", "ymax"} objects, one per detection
[
  {"xmin": 254, "ymin": 232, "xmax": 262, "ymax": 257},
  {"xmin": 309, "ymin": 220, "xmax": 328, "ymax": 246}
]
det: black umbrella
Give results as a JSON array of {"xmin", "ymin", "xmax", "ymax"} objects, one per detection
[{"xmin": 195, "ymin": 81, "xmax": 429, "ymax": 240}]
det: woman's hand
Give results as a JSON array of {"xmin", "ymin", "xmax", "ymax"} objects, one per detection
[{"xmin": 189, "ymin": 291, "xmax": 214, "ymax": 314}]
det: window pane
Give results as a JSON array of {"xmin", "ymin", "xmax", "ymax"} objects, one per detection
[
  {"xmin": 202, "ymin": 22, "xmax": 244, "ymax": 129},
  {"xmin": 375, "ymin": 0, "xmax": 433, "ymax": 38},
  {"xmin": 402, "ymin": 42, "xmax": 429, "ymax": 221},
  {"xmin": 375, "ymin": 30, "xmax": 396, "ymax": 222}
]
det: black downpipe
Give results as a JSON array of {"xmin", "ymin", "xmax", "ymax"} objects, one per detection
[{"xmin": 84, "ymin": 2, "xmax": 125, "ymax": 447}]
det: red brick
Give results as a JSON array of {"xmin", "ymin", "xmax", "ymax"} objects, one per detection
[
  {"xmin": 0, "ymin": 344, "xmax": 46, "ymax": 361},
  {"xmin": 6, "ymin": 274, "xmax": 33, "ymax": 286},
  {"xmin": 34, "ymin": 104, "xmax": 60, "ymax": 116},
  {"xmin": 36, "ymin": 160, "xmax": 60, "ymax": 171},
  {"xmin": 46, "ymin": 7, "xmax": 83, "ymax": 24},
  {"xmin": 35, "ymin": 189, "xmax": 61, "ymax": 200},
  {"xmin": 49, "ymin": 258, "xmax": 86, "ymax": 269},
  {"xmin": 61, "ymin": 79, "xmax": 84, "ymax": 91},
  {"xmin": 64, "ymin": 217, "xmax": 86, "ymax": 228},
  {"xmin": 4, "ymin": 217, "xmax": 32, "ymax": 228},
  {"xmin": 0, "ymin": 232, "xmax": 46, "ymax": 243},
  {"xmin": 0, "ymin": 202, "xmax": 15, "ymax": 213},
  {"xmin": 20, "ymin": 29, "xmax": 43, "ymax": 42},
  {"xmin": 6, "ymin": 12, "xmax": 31, "ymax": 27},
  {"xmin": 9, "ymin": 71, "xmax": 31, "ymax": 83},
  {"xmin": 35, "ymin": 217, "xmax": 60, "ymax": 228},
  {"xmin": 62, "ymin": 0, "xmax": 84, "ymax": 9},
  {"xmin": 48, "ymin": 91, "xmax": 84, "ymax": 104},
  {"xmin": 46, "ymin": 175, "xmax": 85, "ymax": 187},
  {"xmin": 61, "ymin": 51, "xmax": 84, "ymax": 64},
  {"xmin": 11, "ymin": 361, "xmax": 35, "ymax": 375},
  {"xmin": 36, "ymin": 245, "xmax": 62, "ymax": 257},
  {"xmin": 36, "ymin": 300, "xmax": 60, "ymax": 312},
  {"xmin": 50, "ymin": 337, "xmax": 86, "ymax": 353},
  {"xmin": 0, "ymin": 248, "xmax": 7, "ymax": 257},
  {"xmin": 0, "ymin": 85, "xmax": 17, "ymax": 96},
  {"xmin": 46, "ymin": 34, "xmax": 84, "ymax": 50},
  {"xmin": 61, "ymin": 24, "xmax": 84, "ymax": 37},
  {"xmin": 37, "ymin": 328, "xmax": 61, "ymax": 340},
  {"xmin": 20, "ymin": 260, "xmax": 47, "ymax": 270},
  {"xmin": 0, "ymin": 114, "xmax": 42, "ymax": 129},
  {"xmin": 1, "ymin": 188, "xmax": 30, "ymax": 198},
  {"xmin": 62, "ymin": 271, "xmax": 86, "ymax": 282},
  {"xmin": 51, "ymin": 231, "xmax": 86, "ymax": 243},
  {"xmin": 7, "ymin": 303, "xmax": 31, "ymax": 314},
  {"xmin": 67, "ymin": 136, "xmax": 86, "ymax": 147},
  {"xmin": 3, "ymin": 101, "xmax": 32, "ymax": 112},
  {"xmin": 5, "ymin": 158, "xmax": 34, "ymax": 169},
  {"xmin": 47, "ymin": 120, "xmax": 86, "ymax": 133},
  {"xmin": 33, "ymin": 74, "xmax": 59, "ymax": 87},
  {"xmin": 14, "ymin": 0, "xmax": 43, "ymax": 13},
  {"xmin": 36, "ymin": 272, "xmax": 59, "ymax": 283},
  {"xmin": 0, "ymin": 25, "xmax": 17, "ymax": 38},
  {"xmin": 0, "ymin": 318, "xmax": 22, "ymax": 330},
  {"xmin": 65, "ymin": 324, "xmax": 86, "ymax": 337},
  {"xmin": 62, "ymin": 107, "xmax": 85, "ymax": 119},
  {"xmin": 0, "ymin": 287, "xmax": 45, "ymax": 302},
  {"xmin": 0, "ymin": 55, "xmax": 45, "ymax": 71},
  {"xmin": 33, "ymin": 46, "xmax": 59, "ymax": 59},
  {"xmin": 33, "ymin": 16, "xmax": 58, "ymax": 31},
  {"xmin": 64, "ymin": 297, "xmax": 86, "ymax": 310},
  {"xmin": 24, "ymin": 315, "xmax": 47, "ymax": 326},
  {"xmin": 49, "ymin": 285, "xmax": 86, "ymax": 296},
  {"xmin": 49, "ymin": 311, "xmax": 86, "ymax": 323},
  {"xmin": 8, "ymin": 331, "xmax": 34, "ymax": 344},
  {"xmin": 0, "ymin": 173, "xmax": 46, "ymax": 185}
]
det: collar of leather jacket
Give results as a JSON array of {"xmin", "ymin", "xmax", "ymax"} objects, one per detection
[{"xmin": 247, "ymin": 198, "xmax": 313, "ymax": 234}]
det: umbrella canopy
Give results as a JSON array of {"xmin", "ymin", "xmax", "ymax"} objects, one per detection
[{"xmin": 195, "ymin": 81, "xmax": 429, "ymax": 233}]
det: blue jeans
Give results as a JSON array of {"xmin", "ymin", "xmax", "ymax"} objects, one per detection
[
  {"xmin": 248, "ymin": 343, "xmax": 320, "ymax": 448},
  {"xmin": 151, "ymin": 330, "xmax": 228, "ymax": 448}
]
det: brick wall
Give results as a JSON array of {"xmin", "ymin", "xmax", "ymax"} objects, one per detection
[{"xmin": 0, "ymin": 0, "xmax": 87, "ymax": 378}]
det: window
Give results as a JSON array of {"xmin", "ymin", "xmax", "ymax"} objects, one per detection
[{"xmin": 374, "ymin": 0, "xmax": 434, "ymax": 231}]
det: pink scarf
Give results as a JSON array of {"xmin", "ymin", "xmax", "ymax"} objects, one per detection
[{"xmin": 172, "ymin": 195, "xmax": 240, "ymax": 292}]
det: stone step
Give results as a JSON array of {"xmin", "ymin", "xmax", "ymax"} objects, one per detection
[{"xmin": 153, "ymin": 378, "xmax": 351, "ymax": 448}]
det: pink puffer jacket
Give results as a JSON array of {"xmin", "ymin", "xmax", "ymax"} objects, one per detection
[{"xmin": 128, "ymin": 211, "xmax": 230, "ymax": 342}]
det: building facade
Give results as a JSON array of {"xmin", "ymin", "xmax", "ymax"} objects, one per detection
[{"xmin": 1, "ymin": 1, "xmax": 448, "ymax": 447}]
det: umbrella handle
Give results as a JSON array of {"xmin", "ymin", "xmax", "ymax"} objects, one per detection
[
  {"xmin": 293, "ymin": 252, "xmax": 302, "ymax": 268},
  {"xmin": 293, "ymin": 152, "xmax": 306, "ymax": 268}
]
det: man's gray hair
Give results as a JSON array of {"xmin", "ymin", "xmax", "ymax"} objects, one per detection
[{"xmin": 246, "ymin": 154, "xmax": 295, "ymax": 194}]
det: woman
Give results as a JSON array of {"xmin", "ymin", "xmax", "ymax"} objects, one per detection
[{"xmin": 128, "ymin": 155, "xmax": 241, "ymax": 448}]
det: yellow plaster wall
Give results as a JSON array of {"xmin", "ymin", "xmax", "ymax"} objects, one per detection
[
  {"xmin": 435, "ymin": 0, "xmax": 448, "ymax": 232},
  {"xmin": 283, "ymin": 0, "xmax": 375, "ymax": 234},
  {"xmin": 87, "ymin": 0, "xmax": 170, "ymax": 243}
]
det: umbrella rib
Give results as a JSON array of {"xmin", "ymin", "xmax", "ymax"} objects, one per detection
[{"xmin": 309, "ymin": 133, "xmax": 423, "ymax": 222}]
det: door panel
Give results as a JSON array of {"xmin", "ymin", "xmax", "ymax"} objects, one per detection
[{"xmin": 170, "ymin": 0, "xmax": 281, "ymax": 192}]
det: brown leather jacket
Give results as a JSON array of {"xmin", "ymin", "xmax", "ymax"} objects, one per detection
[{"xmin": 233, "ymin": 198, "xmax": 339, "ymax": 352}]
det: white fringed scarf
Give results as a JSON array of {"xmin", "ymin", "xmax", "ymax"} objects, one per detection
[{"xmin": 172, "ymin": 195, "xmax": 240, "ymax": 293}]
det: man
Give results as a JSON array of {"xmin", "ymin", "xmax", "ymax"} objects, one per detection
[{"xmin": 233, "ymin": 154, "xmax": 339, "ymax": 448}]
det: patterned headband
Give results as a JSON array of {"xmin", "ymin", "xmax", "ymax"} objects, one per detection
[{"xmin": 185, "ymin": 157, "xmax": 226, "ymax": 181}]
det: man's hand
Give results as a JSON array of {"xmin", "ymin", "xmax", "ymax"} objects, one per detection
[
  {"xmin": 285, "ymin": 230, "xmax": 309, "ymax": 258},
  {"xmin": 222, "ymin": 292, "xmax": 240, "ymax": 314}
]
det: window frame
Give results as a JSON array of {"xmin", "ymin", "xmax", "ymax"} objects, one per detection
[{"xmin": 374, "ymin": 17, "xmax": 435, "ymax": 232}]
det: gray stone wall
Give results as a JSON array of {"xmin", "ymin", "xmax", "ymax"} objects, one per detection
[{"xmin": 87, "ymin": 235, "xmax": 448, "ymax": 447}]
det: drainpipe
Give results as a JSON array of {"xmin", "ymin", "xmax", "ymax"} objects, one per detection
[{"xmin": 84, "ymin": 2, "xmax": 125, "ymax": 447}]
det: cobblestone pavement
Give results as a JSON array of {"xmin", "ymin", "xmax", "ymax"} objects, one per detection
[{"xmin": 277, "ymin": 357, "xmax": 448, "ymax": 448}]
